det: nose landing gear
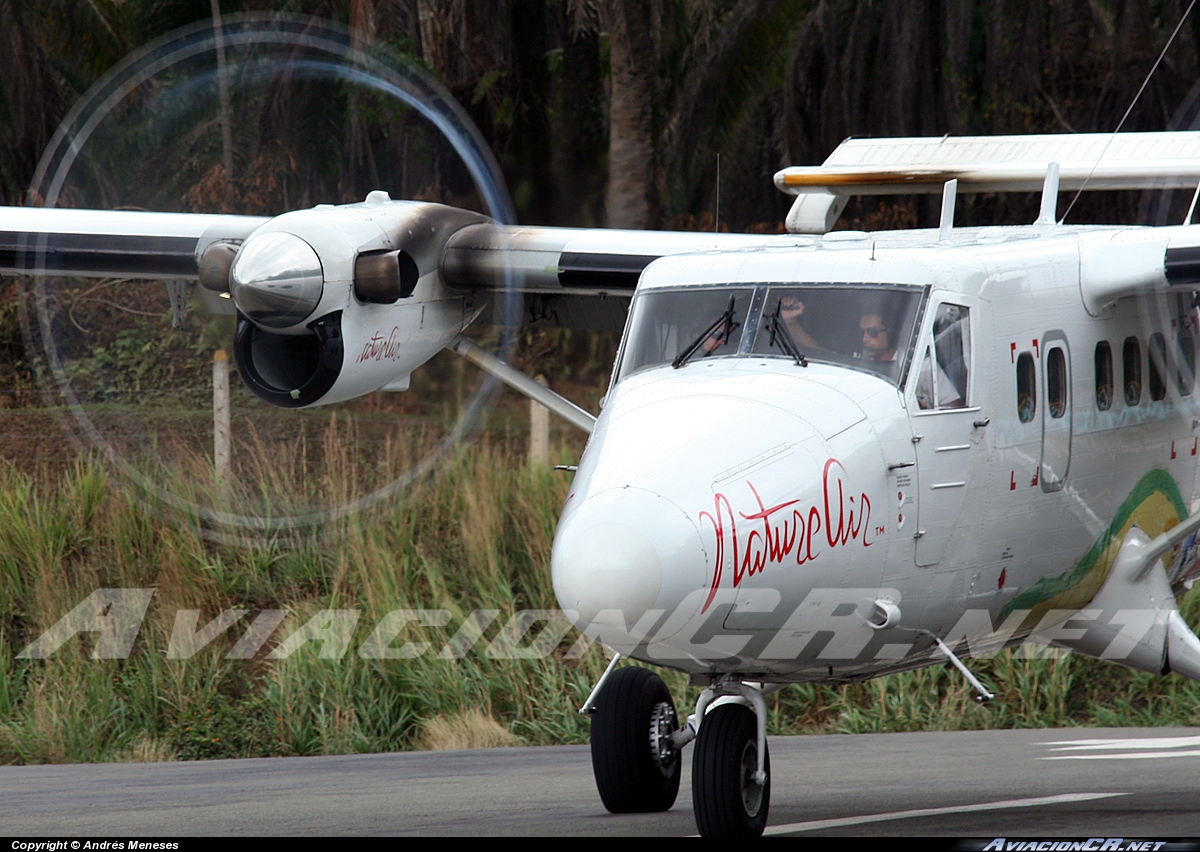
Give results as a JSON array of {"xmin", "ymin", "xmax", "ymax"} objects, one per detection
[
  {"xmin": 691, "ymin": 703, "xmax": 771, "ymax": 837},
  {"xmin": 588, "ymin": 665, "xmax": 771, "ymax": 837},
  {"xmin": 589, "ymin": 665, "xmax": 682, "ymax": 813}
]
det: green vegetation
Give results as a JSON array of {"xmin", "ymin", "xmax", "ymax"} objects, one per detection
[
  {"xmin": 0, "ymin": 439, "xmax": 606, "ymax": 763},
  {"xmin": 2, "ymin": 437, "xmax": 1200, "ymax": 766}
]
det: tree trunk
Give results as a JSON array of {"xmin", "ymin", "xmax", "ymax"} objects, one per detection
[{"xmin": 603, "ymin": 0, "xmax": 657, "ymax": 229}]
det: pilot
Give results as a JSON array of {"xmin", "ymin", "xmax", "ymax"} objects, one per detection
[
  {"xmin": 855, "ymin": 311, "xmax": 896, "ymax": 362},
  {"xmin": 778, "ymin": 295, "xmax": 828, "ymax": 351}
]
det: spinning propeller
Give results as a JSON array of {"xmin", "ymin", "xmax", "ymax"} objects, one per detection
[{"xmin": 14, "ymin": 15, "xmax": 520, "ymax": 541}]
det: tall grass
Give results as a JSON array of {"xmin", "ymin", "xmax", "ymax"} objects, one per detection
[
  {"xmin": 0, "ymin": 433, "xmax": 612, "ymax": 763},
  {"xmin": 2, "ymin": 429, "xmax": 1200, "ymax": 765}
]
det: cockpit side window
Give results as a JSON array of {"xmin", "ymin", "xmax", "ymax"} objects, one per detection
[{"xmin": 915, "ymin": 303, "xmax": 970, "ymax": 410}]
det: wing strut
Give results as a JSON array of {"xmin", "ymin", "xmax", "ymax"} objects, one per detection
[
  {"xmin": 447, "ymin": 335, "xmax": 597, "ymax": 434},
  {"xmin": 919, "ymin": 630, "xmax": 995, "ymax": 702}
]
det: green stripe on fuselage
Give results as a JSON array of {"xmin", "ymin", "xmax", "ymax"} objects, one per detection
[{"xmin": 998, "ymin": 469, "xmax": 1187, "ymax": 622}]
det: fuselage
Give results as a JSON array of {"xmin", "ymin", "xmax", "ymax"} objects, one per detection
[{"xmin": 551, "ymin": 224, "xmax": 1200, "ymax": 682}]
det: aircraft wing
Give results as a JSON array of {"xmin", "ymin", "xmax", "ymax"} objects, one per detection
[
  {"xmin": 442, "ymin": 224, "xmax": 776, "ymax": 330},
  {"xmin": 0, "ymin": 207, "xmax": 269, "ymax": 279},
  {"xmin": 0, "ymin": 201, "xmax": 787, "ymax": 414},
  {"xmin": 0, "ymin": 205, "xmax": 782, "ymax": 330},
  {"xmin": 776, "ymin": 131, "xmax": 1200, "ymax": 232}
]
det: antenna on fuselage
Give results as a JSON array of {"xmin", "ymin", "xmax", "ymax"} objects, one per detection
[
  {"xmin": 938, "ymin": 179, "xmax": 957, "ymax": 242},
  {"xmin": 1035, "ymin": 162, "xmax": 1061, "ymax": 229},
  {"xmin": 715, "ymin": 153, "xmax": 721, "ymax": 235}
]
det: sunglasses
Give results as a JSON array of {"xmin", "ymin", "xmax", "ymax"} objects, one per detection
[{"xmin": 860, "ymin": 326, "xmax": 887, "ymax": 338}]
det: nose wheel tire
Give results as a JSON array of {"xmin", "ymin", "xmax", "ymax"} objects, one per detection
[
  {"xmin": 590, "ymin": 666, "xmax": 681, "ymax": 813},
  {"xmin": 691, "ymin": 703, "xmax": 770, "ymax": 837}
]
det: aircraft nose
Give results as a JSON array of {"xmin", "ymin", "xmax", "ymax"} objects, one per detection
[{"xmin": 552, "ymin": 486, "xmax": 706, "ymax": 628}]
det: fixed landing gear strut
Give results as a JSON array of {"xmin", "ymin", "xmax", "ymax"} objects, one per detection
[{"xmin": 587, "ymin": 665, "xmax": 771, "ymax": 837}]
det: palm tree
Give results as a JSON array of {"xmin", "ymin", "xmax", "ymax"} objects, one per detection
[{"xmin": 0, "ymin": 0, "xmax": 127, "ymax": 204}]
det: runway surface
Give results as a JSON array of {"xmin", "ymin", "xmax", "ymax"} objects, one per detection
[{"xmin": 3, "ymin": 727, "xmax": 1199, "ymax": 836}]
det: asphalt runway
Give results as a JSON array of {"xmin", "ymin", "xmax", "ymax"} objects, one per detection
[{"xmin": 2, "ymin": 728, "xmax": 1199, "ymax": 837}]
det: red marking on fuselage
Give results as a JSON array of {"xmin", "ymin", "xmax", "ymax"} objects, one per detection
[
  {"xmin": 1010, "ymin": 342, "xmax": 1016, "ymax": 363},
  {"xmin": 1192, "ymin": 438, "xmax": 1197, "ymax": 457},
  {"xmin": 1172, "ymin": 440, "xmax": 1178, "ymax": 460},
  {"xmin": 357, "ymin": 327, "xmax": 404, "ymax": 363},
  {"xmin": 1032, "ymin": 339, "xmax": 1040, "ymax": 357},
  {"xmin": 698, "ymin": 459, "xmax": 873, "ymax": 614},
  {"xmin": 1009, "ymin": 471, "xmax": 1016, "ymax": 491}
]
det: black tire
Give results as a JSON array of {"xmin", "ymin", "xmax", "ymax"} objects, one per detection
[
  {"xmin": 590, "ymin": 666, "xmax": 681, "ymax": 813},
  {"xmin": 691, "ymin": 703, "xmax": 770, "ymax": 837}
]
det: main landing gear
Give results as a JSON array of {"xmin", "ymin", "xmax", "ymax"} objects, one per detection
[
  {"xmin": 590, "ymin": 666, "xmax": 682, "ymax": 812},
  {"xmin": 587, "ymin": 664, "xmax": 771, "ymax": 838}
]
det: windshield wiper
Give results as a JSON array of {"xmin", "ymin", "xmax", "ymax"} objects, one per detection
[
  {"xmin": 765, "ymin": 302, "xmax": 808, "ymax": 366},
  {"xmin": 672, "ymin": 294, "xmax": 740, "ymax": 369}
]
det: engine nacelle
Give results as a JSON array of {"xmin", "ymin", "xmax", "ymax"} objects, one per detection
[{"xmin": 212, "ymin": 196, "xmax": 488, "ymax": 408}]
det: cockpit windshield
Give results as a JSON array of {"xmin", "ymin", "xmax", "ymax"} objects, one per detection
[
  {"xmin": 617, "ymin": 283, "xmax": 925, "ymax": 384},
  {"xmin": 617, "ymin": 287, "xmax": 754, "ymax": 378}
]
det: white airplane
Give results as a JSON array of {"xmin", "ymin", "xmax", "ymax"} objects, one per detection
[{"xmin": 9, "ymin": 27, "xmax": 1200, "ymax": 838}]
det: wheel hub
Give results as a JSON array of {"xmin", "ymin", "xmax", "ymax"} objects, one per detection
[
  {"xmin": 740, "ymin": 741, "xmax": 764, "ymax": 817},
  {"xmin": 648, "ymin": 700, "xmax": 678, "ymax": 777}
]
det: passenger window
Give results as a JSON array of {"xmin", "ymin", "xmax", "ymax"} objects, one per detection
[
  {"xmin": 1177, "ymin": 326, "xmax": 1195, "ymax": 396},
  {"xmin": 915, "ymin": 303, "xmax": 970, "ymax": 410},
  {"xmin": 1016, "ymin": 352, "xmax": 1036, "ymax": 422},
  {"xmin": 1094, "ymin": 341, "xmax": 1113, "ymax": 411},
  {"xmin": 1124, "ymin": 337, "xmax": 1141, "ymax": 406},
  {"xmin": 1047, "ymin": 347, "xmax": 1067, "ymax": 418},
  {"xmin": 1149, "ymin": 332, "xmax": 1167, "ymax": 401}
]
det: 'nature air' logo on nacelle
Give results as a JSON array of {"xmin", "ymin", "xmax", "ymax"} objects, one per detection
[
  {"xmin": 698, "ymin": 459, "xmax": 877, "ymax": 614},
  {"xmin": 357, "ymin": 327, "xmax": 403, "ymax": 363}
]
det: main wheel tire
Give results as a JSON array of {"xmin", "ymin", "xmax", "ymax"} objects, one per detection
[
  {"xmin": 590, "ymin": 666, "xmax": 681, "ymax": 813},
  {"xmin": 691, "ymin": 703, "xmax": 770, "ymax": 837}
]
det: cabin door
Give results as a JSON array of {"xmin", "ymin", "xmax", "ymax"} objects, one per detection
[
  {"xmin": 1039, "ymin": 332, "xmax": 1072, "ymax": 491},
  {"xmin": 910, "ymin": 300, "xmax": 980, "ymax": 567}
]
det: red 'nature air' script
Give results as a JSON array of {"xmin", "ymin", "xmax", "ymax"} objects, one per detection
[
  {"xmin": 698, "ymin": 459, "xmax": 875, "ymax": 613},
  {"xmin": 357, "ymin": 327, "xmax": 403, "ymax": 363}
]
